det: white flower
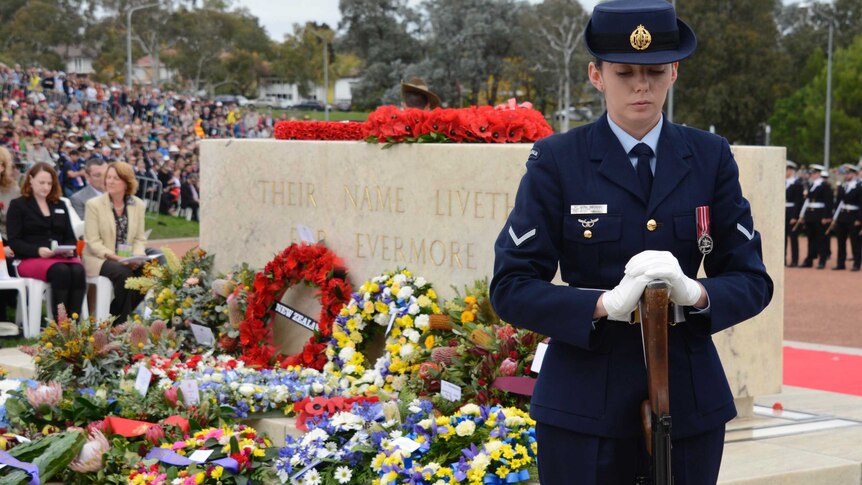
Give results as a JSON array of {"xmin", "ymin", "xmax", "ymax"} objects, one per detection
[
  {"xmin": 459, "ymin": 403, "xmax": 481, "ymax": 416},
  {"xmin": 301, "ymin": 428, "xmax": 330, "ymax": 446},
  {"xmin": 0, "ymin": 380, "xmax": 21, "ymax": 406},
  {"xmin": 397, "ymin": 286, "xmax": 414, "ymax": 300},
  {"xmin": 383, "ymin": 287, "xmax": 392, "ymax": 297},
  {"xmin": 504, "ymin": 415, "xmax": 527, "ymax": 427},
  {"xmin": 414, "ymin": 277, "xmax": 427, "ymax": 288},
  {"xmin": 392, "ymin": 375, "xmax": 408, "ymax": 390},
  {"xmin": 343, "ymin": 365, "xmax": 356, "ymax": 375},
  {"xmin": 417, "ymin": 418, "xmax": 433, "ymax": 429},
  {"xmin": 330, "ymin": 412, "xmax": 364, "ymax": 431},
  {"xmin": 311, "ymin": 382, "xmax": 324, "ymax": 394},
  {"xmin": 303, "ymin": 468, "xmax": 322, "ymax": 485},
  {"xmin": 484, "ymin": 439, "xmax": 504, "ymax": 455},
  {"xmin": 323, "ymin": 362, "xmax": 336, "ymax": 373},
  {"xmin": 325, "ymin": 347, "xmax": 336, "ymax": 358},
  {"xmin": 414, "ymin": 314, "xmax": 429, "ymax": 330},
  {"xmin": 403, "ymin": 328, "xmax": 420, "ymax": 343},
  {"xmin": 408, "ymin": 303, "xmax": 420, "ymax": 315},
  {"xmin": 210, "ymin": 373, "xmax": 223, "ymax": 383},
  {"xmin": 393, "ymin": 274, "xmax": 407, "ymax": 284},
  {"xmin": 334, "ymin": 465, "xmax": 352, "ymax": 483},
  {"xmin": 374, "ymin": 313, "xmax": 390, "ymax": 326},
  {"xmin": 470, "ymin": 452, "xmax": 491, "ymax": 472},
  {"xmin": 455, "ymin": 420, "xmax": 476, "ymax": 437},
  {"xmin": 339, "ymin": 346, "xmax": 355, "ymax": 362},
  {"xmin": 399, "ymin": 343, "xmax": 415, "ymax": 358},
  {"xmin": 364, "ymin": 292, "xmax": 372, "ymax": 301},
  {"xmin": 238, "ymin": 383, "xmax": 256, "ymax": 397}
]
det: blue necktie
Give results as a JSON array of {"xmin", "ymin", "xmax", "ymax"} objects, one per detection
[{"xmin": 631, "ymin": 142, "xmax": 654, "ymax": 199}]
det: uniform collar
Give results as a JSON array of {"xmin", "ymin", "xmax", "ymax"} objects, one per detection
[{"xmin": 606, "ymin": 113, "xmax": 663, "ymax": 159}]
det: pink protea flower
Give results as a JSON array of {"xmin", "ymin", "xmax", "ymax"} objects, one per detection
[
  {"xmin": 86, "ymin": 420, "xmax": 107, "ymax": 435},
  {"xmin": 145, "ymin": 425, "xmax": 165, "ymax": 445},
  {"xmin": 26, "ymin": 381, "xmax": 62, "ymax": 408},
  {"xmin": 92, "ymin": 330, "xmax": 109, "ymax": 354},
  {"xmin": 185, "ymin": 277, "xmax": 199, "ymax": 286},
  {"xmin": 129, "ymin": 323, "xmax": 148, "ymax": 348},
  {"xmin": 499, "ymin": 358, "xmax": 518, "ymax": 377},
  {"xmin": 431, "ymin": 346, "xmax": 459, "ymax": 365},
  {"xmin": 150, "ymin": 320, "xmax": 167, "ymax": 340},
  {"xmin": 495, "ymin": 324, "xmax": 516, "ymax": 341},
  {"xmin": 164, "ymin": 387, "xmax": 178, "ymax": 408},
  {"xmin": 68, "ymin": 429, "xmax": 110, "ymax": 473},
  {"xmin": 55, "ymin": 303, "xmax": 69, "ymax": 324}
]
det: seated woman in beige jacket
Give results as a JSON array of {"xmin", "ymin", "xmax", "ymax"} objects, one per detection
[{"xmin": 83, "ymin": 161, "xmax": 147, "ymax": 323}]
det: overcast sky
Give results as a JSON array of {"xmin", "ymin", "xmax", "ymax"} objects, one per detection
[
  {"xmin": 240, "ymin": 0, "xmax": 806, "ymax": 41},
  {"xmin": 240, "ymin": 0, "xmax": 600, "ymax": 41}
]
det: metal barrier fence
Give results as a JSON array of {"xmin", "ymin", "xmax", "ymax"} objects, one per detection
[{"xmin": 136, "ymin": 175, "xmax": 162, "ymax": 218}]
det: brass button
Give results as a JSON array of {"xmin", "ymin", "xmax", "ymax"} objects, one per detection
[
  {"xmin": 583, "ymin": 229, "xmax": 593, "ymax": 239},
  {"xmin": 647, "ymin": 219, "xmax": 657, "ymax": 231}
]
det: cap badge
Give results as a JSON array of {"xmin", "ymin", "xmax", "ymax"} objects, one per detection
[{"xmin": 630, "ymin": 24, "xmax": 652, "ymax": 51}]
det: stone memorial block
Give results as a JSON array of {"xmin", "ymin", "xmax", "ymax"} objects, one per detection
[{"xmin": 201, "ymin": 139, "xmax": 785, "ymax": 406}]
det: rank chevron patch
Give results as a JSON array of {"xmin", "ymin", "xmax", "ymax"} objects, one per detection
[{"xmin": 509, "ymin": 226, "xmax": 537, "ymax": 247}]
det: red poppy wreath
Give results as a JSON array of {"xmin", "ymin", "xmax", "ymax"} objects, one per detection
[{"xmin": 239, "ymin": 243, "xmax": 352, "ymax": 370}]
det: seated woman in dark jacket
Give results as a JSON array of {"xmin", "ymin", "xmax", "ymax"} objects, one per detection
[{"xmin": 7, "ymin": 162, "xmax": 86, "ymax": 317}]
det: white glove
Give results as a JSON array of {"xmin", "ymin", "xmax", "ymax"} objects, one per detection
[
  {"xmin": 625, "ymin": 250, "xmax": 703, "ymax": 306},
  {"xmin": 602, "ymin": 273, "xmax": 652, "ymax": 322}
]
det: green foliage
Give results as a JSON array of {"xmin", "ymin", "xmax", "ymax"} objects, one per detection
[
  {"xmin": 674, "ymin": 0, "xmax": 791, "ymax": 143},
  {"xmin": 770, "ymin": 34, "xmax": 862, "ymax": 165},
  {"xmin": 0, "ymin": 431, "xmax": 86, "ymax": 484}
]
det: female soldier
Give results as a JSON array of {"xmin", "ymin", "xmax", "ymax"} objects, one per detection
[{"xmin": 490, "ymin": 1, "xmax": 773, "ymax": 483}]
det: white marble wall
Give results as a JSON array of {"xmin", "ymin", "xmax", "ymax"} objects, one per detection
[{"xmin": 200, "ymin": 140, "xmax": 785, "ymax": 403}]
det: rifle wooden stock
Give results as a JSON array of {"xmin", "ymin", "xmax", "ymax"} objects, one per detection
[{"xmin": 640, "ymin": 280, "xmax": 673, "ymax": 485}]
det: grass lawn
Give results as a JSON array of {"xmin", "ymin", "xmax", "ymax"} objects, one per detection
[
  {"xmin": 0, "ymin": 336, "xmax": 38, "ymax": 349},
  {"xmin": 145, "ymin": 213, "xmax": 200, "ymax": 239},
  {"xmin": 254, "ymin": 108, "xmax": 369, "ymax": 122}
]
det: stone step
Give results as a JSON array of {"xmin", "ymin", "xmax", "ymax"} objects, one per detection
[{"xmin": 0, "ymin": 347, "xmax": 36, "ymax": 379}]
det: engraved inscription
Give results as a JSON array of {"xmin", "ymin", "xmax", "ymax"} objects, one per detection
[
  {"xmin": 434, "ymin": 189, "xmax": 514, "ymax": 220},
  {"xmin": 343, "ymin": 185, "xmax": 406, "ymax": 213},
  {"xmin": 354, "ymin": 232, "xmax": 477, "ymax": 270},
  {"xmin": 256, "ymin": 180, "xmax": 317, "ymax": 207}
]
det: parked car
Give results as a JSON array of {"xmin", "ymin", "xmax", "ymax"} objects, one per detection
[
  {"xmin": 290, "ymin": 100, "xmax": 326, "ymax": 111},
  {"xmin": 554, "ymin": 106, "xmax": 593, "ymax": 121},
  {"xmin": 247, "ymin": 96, "xmax": 290, "ymax": 109},
  {"xmin": 334, "ymin": 100, "xmax": 352, "ymax": 112},
  {"xmin": 213, "ymin": 94, "xmax": 249, "ymax": 107}
]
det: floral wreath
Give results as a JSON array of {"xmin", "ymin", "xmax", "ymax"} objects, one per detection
[
  {"xmin": 325, "ymin": 269, "xmax": 445, "ymax": 393},
  {"xmin": 240, "ymin": 243, "xmax": 352, "ymax": 370}
]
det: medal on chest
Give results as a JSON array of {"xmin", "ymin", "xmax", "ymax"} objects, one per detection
[{"xmin": 696, "ymin": 205, "xmax": 713, "ymax": 255}]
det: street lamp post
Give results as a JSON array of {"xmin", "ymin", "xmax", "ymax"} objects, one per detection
[
  {"xmin": 824, "ymin": 20, "xmax": 834, "ymax": 169},
  {"xmin": 127, "ymin": 3, "xmax": 160, "ymax": 91},
  {"xmin": 311, "ymin": 31, "xmax": 330, "ymax": 121}
]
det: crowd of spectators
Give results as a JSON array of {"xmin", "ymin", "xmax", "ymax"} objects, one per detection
[{"xmin": 0, "ymin": 63, "xmax": 277, "ymax": 221}]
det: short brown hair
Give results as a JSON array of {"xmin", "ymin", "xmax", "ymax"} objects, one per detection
[
  {"xmin": 106, "ymin": 161, "xmax": 138, "ymax": 197},
  {"xmin": 21, "ymin": 162, "xmax": 62, "ymax": 203}
]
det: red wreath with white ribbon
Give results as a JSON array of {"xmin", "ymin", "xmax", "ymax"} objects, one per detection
[{"xmin": 239, "ymin": 243, "xmax": 351, "ymax": 370}]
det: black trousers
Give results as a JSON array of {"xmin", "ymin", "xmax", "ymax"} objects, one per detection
[
  {"xmin": 99, "ymin": 260, "xmax": 144, "ymax": 324},
  {"xmin": 536, "ymin": 423, "xmax": 725, "ymax": 485},
  {"xmin": 833, "ymin": 220, "xmax": 861, "ymax": 269},
  {"xmin": 803, "ymin": 220, "xmax": 829, "ymax": 266},
  {"xmin": 785, "ymin": 219, "xmax": 799, "ymax": 265}
]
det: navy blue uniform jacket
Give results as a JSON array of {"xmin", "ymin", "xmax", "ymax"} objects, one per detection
[{"xmin": 490, "ymin": 115, "xmax": 774, "ymax": 439}]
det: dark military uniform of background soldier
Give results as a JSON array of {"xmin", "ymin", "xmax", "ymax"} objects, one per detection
[
  {"xmin": 801, "ymin": 164, "xmax": 833, "ymax": 269},
  {"xmin": 831, "ymin": 163, "xmax": 862, "ymax": 271},
  {"xmin": 785, "ymin": 161, "xmax": 804, "ymax": 267}
]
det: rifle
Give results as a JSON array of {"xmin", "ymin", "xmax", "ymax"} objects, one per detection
[
  {"xmin": 792, "ymin": 199, "xmax": 809, "ymax": 232},
  {"xmin": 640, "ymin": 280, "xmax": 673, "ymax": 485},
  {"xmin": 825, "ymin": 201, "xmax": 844, "ymax": 235}
]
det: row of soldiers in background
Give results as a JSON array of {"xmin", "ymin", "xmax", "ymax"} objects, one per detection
[{"xmin": 786, "ymin": 161, "xmax": 862, "ymax": 270}]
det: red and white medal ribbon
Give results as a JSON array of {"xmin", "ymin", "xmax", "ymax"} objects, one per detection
[{"xmin": 696, "ymin": 205, "xmax": 713, "ymax": 255}]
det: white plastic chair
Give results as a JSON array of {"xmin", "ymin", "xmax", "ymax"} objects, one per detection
[
  {"xmin": 86, "ymin": 275, "xmax": 113, "ymax": 320},
  {"xmin": 0, "ymin": 275, "xmax": 28, "ymax": 337},
  {"xmin": 60, "ymin": 197, "xmax": 84, "ymax": 239},
  {"xmin": 23, "ymin": 277, "xmax": 88, "ymax": 337}
]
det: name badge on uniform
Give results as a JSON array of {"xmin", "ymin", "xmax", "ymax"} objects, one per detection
[
  {"xmin": 54, "ymin": 209, "xmax": 65, "ymax": 214},
  {"xmin": 571, "ymin": 204, "xmax": 607, "ymax": 215},
  {"xmin": 696, "ymin": 205, "xmax": 713, "ymax": 255}
]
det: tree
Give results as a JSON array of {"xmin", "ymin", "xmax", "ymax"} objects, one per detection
[
  {"xmin": 0, "ymin": 0, "xmax": 86, "ymax": 69},
  {"xmin": 674, "ymin": 0, "xmax": 790, "ymax": 143},
  {"xmin": 272, "ymin": 22, "xmax": 335, "ymax": 98},
  {"xmin": 770, "ymin": 35, "xmax": 862, "ymax": 166},
  {"xmin": 338, "ymin": 0, "xmax": 422, "ymax": 109}
]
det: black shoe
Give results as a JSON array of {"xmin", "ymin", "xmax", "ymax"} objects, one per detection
[
  {"xmin": 852, "ymin": 267, "xmax": 861, "ymax": 272},
  {"xmin": 800, "ymin": 262, "xmax": 813, "ymax": 268},
  {"xmin": 788, "ymin": 262, "xmax": 798, "ymax": 268},
  {"xmin": 832, "ymin": 266, "xmax": 846, "ymax": 270},
  {"xmin": 817, "ymin": 264, "xmax": 826, "ymax": 269}
]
